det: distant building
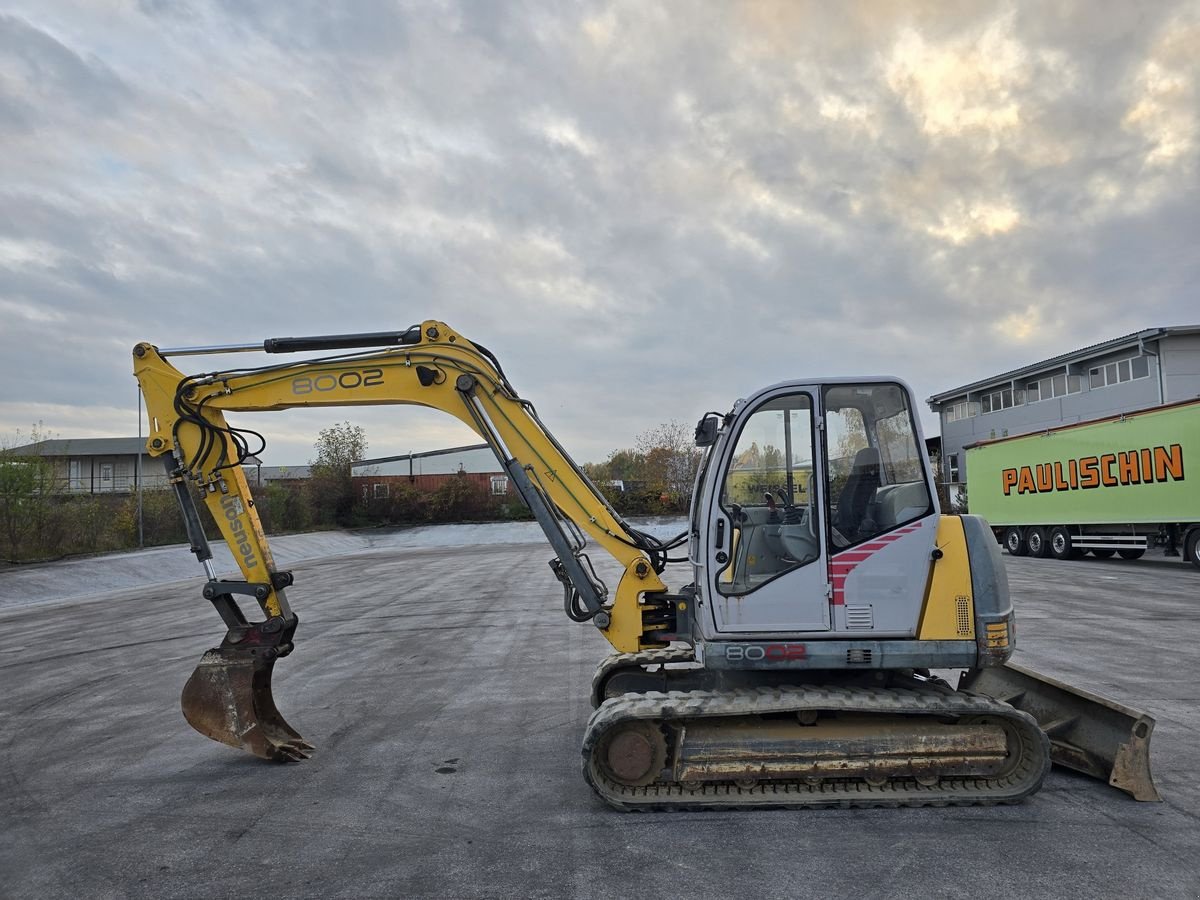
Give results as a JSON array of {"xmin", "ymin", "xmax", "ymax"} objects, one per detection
[
  {"xmin": 246, "ymin": 464, "xmax": 311, "ymax": 487},
  {"xmin": 351, "ymin": 444, "xmax": 507, "ymax": 500},
  {"xmin": 3, "ymin": 436, "xmax": 271, "ymax": 494},
  {"xmin": 3, "ymin": 437, "xmax": 164, "ymax": 494},
  {"xmin": 927, "ymin": 326, "xmax": 1200, "ymax": 493}
]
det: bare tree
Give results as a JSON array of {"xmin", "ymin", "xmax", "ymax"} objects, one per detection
[{"xmin": 635, "ymin": 420, "xmax": 703, "ymax": 499}]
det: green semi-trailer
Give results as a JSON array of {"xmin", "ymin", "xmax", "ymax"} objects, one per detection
[{"xmin": 964, "ymin": 398, "xmax": 1200, "ymax": 570}]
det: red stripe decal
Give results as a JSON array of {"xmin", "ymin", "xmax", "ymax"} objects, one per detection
[{"xmin": 827, "ymin": 523, "xmax": 927, "ymax": 607}]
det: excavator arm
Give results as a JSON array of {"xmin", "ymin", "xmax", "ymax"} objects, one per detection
[{"xmin": 134, "ymin": 320, "xmax": 677, "ymax": 761}]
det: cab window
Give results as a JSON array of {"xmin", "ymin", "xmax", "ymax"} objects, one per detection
[
  {"xmin": 823, "ymin": 383, "xmax": 932, "ymax": 549},
  {"xmin": 717, "ymin": 394, "xmax": 818, "ymax": 593}
]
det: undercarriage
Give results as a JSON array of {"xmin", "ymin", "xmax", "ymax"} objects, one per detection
[
  {"xmin": 584, "ymin": 649, "xmax": 1157, "ymax": 810},
  {"xmin": 584, "ymin": 675, "xmax": 1050, "ymax": 810}
]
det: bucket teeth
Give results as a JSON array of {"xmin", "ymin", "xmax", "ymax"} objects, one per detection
[{"xmin": 181, "ymin": 646, "xmax": 312, "ymax": 762}]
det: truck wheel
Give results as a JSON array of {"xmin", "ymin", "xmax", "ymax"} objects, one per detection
[
  {"xmin": 1026, "ymin": 527, "xmax": 1048, "ymax": 558},
  {"xmin": 1186, "ymin": 529, "xmax": 1200, "ymax": 571},
  {"xmin": 1003, "ymin": 527, "xmax": 1026, "ymax": 556},
  {"xmin": 1117, "ymin": 548, "xmax": 1145, "ymax": 560},
  {"xmin": 1049, "ymin": 527, "xmax": 1075, "ymax": 560},
  {"xmin": 1090, "ymin": 548, "xmax": 1116, "ymax": 559}
]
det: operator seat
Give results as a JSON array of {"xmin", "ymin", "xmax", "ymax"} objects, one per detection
[{"xmin": 834, "ymin": 447, "xmax": 881, "ymax": 541}]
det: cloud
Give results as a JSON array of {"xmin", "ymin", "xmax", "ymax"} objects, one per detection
[
  {"xmin": 1122, "ymin": 10, "xmax": 1199, "ymax": 168},
  {"xmin": 0, "ymin": 12, "xmax": 130, "ymax": 124},
  {"xmin": 886, "ymin": 16, "xmax": 1027, "ymax": 142},
  {"xmin": 925, "ymin": 198, "xmax": 1021, "ymax": 245}
]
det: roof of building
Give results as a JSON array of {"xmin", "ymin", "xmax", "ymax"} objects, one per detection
[
  {"xmin": 5, "ymin": 437, "xmax": 151, "ymax": 456},
  {"xmin": 353, "ymin": 443, "xmax": 491, "ymax": 467},
  {"xmin": 4, "ymin": 437, "xmax": 262, "ymax": 467},
  {"xmin": 248, "ymin": 465, "xmax": 310, "ymax": 480},
  {"xmin": 927, "ymin": 325, "xmax": 1200, "ymax": 405}
]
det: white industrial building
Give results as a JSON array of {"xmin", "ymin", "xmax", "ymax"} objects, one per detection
[{"xmin": 927, "ymin": 326, "xmax": 1200, "ymax": 493}]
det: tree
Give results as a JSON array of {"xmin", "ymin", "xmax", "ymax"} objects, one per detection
[
  {"xmin": 307, "ymin": 422, "xmax": 367, "ymax": 526},
  {"xmin": 0, "ymin": 424, "xmax": 66, "ymax": 561},
  {"xmin": 603, "ymin": 449, "xmax": 647, "ymax": 485},
  {"xmin": 635, "ymin": 420, "xmax": 703, "ymax": 499},
  {"xmin": 832, "ymin": 409, "xmax": 868, "ymax": 463},
  {"xmin": 762, "ymin": 444, "xmax": 784, "ymax": 470}
]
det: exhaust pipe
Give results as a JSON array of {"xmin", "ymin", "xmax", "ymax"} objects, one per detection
[{"xmin": 960, "ymin": 662, "xmax": 1159, "ymax": 801}]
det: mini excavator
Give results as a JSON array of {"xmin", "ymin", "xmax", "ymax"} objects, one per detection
[{"xmin": 133, "ymin": 321, "xmax": 1159, "ymax": 809}]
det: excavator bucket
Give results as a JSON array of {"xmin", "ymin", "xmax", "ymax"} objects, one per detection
[
  {"xmin": 181, "ymin": 647, "xmax": 313, "ymax": 762},
  {"xmin": 960, "ymin": 662, "xmax": 1160, "ymax": 801}
]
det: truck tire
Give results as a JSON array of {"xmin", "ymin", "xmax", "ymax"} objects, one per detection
[
  {"xmin": 1049, "ymin": 527, "xmax": 1076, "ymax": 560},
  {"xmin": 1003, "ymin": 527, "xmax": 1026, "ymax": 557},
  {"xmin": 1090, "ymin": 548, "xmax": 1116, "ymax": 559},
  {"xmin": 1026, "ymin": 527, "xmax": 1048, "ymax": 558},
  {"xmin": 1117, "ymin": 548, "xmax": 1145, "ymax": 560},
  {"xmin": 1186, "ymin": 529, "xmax": 1200, "ymax": 571}
]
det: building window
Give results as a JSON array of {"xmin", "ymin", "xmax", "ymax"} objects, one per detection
[
  {"xmin": 1089, "ymin": 355, "xmax": 1150, "ymax": 389},
  {"xmin": 1026, "ymin": 373, "xmax": 1081, "ymax": 402},
  {"xmin": 373, "ymin": 483, "xmax": 389, "ymax": 499},
  {"xmin": 947, "ymin": 453, "xmax": 960, "ymax": 483},
  {"xmin": 69, "ymin": 459, "xmax": 83, "ymax": 491},
  {"xmin": 943, "ymin": 400, "xmax": 978, "ymax": 423},
  {"xmin": 490, "ymin": 476, "xmax": 509, "ymax": 495},
  {"xmin": 980, "ymin": 388, "xmax": 1023, "ymax": 414}
]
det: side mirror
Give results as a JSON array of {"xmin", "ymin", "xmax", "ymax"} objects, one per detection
[{"xmin": 695, "ymin": 415, "xmax": 719, "ymax": 447}]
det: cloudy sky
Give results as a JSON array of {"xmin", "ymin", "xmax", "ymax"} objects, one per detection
[{"xmin": 2, "ymin": 1, "xmax": 1197, "ymax": 465}]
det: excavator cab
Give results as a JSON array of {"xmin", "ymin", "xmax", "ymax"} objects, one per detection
[{"xmin": 693, "ymin": 379, "xmax": 941, "ymax": 643}]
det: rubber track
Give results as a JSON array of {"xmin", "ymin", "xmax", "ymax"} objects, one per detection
[
  {"xmin": 590, "ymin": 648, "xmax": 697, "ymax": 708},
  {"xmin": 582, "ymin": 684, "xmax": 1051, "ymax": 811}
]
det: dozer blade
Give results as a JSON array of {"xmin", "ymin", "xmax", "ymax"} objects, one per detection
[
  {"xmin": 960, "ymin": 662, "xmax": 1159, "ymax": 801},
  {"xmin": 182, "ymin": 647, "xmax": 314, "ymax": 762}
]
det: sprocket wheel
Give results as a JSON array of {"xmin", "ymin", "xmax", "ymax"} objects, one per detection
[{"xmin": 595, "ymin": 720, "xmax": 667, "ymax": 787}]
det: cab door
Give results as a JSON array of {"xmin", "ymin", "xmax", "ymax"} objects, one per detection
[{"xmin": 706, "ymin": 388, "xmax": 831, "ymax": 633}]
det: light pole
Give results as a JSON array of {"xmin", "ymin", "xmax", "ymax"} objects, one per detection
[{"xmin": 136, "ymin": 385, "xmax": 144, "ymax": 549}]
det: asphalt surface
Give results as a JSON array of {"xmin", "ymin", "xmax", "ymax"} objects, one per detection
[
  {"xmin": 0, "ymin": 519, "xmax": 688, "ymax": 612},
  {"xmin": 1, "ymin": 533, "xmax": 1198, "ymax": 899}
]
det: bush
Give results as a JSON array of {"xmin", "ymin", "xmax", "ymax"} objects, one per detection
[
  {"xmin": 127, "ymin": 488, "xmax": 196, "ymax": 546},
  {"xmin": 2, "ymin": 493, "xmax": 154, "ymax": 562},
  {"xmin": 64, "ymin": 496, "xmax": 125, "ymax": 555},
  {"xmin": 605, "ymin": 489, "xmax": 686, "ymax": 517},
  {"xmin": 497, "ymin": 499, "xmax": 534, "ymax": 521},
  {"xmin": 257, "ymin": 482, "xmax": 312, "ymax": 534},
  {"xmin": 428, "ymin": 475, "xmax": 492, "ymax": 522},
  {"xmin": 382, "ymin": 483, "xmax": 429, "ymax": 524}
]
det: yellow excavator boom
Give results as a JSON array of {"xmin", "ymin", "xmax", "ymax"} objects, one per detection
[{"xmin": 134, "ymin": 321, "xmax": 673, "ymax": 760}]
